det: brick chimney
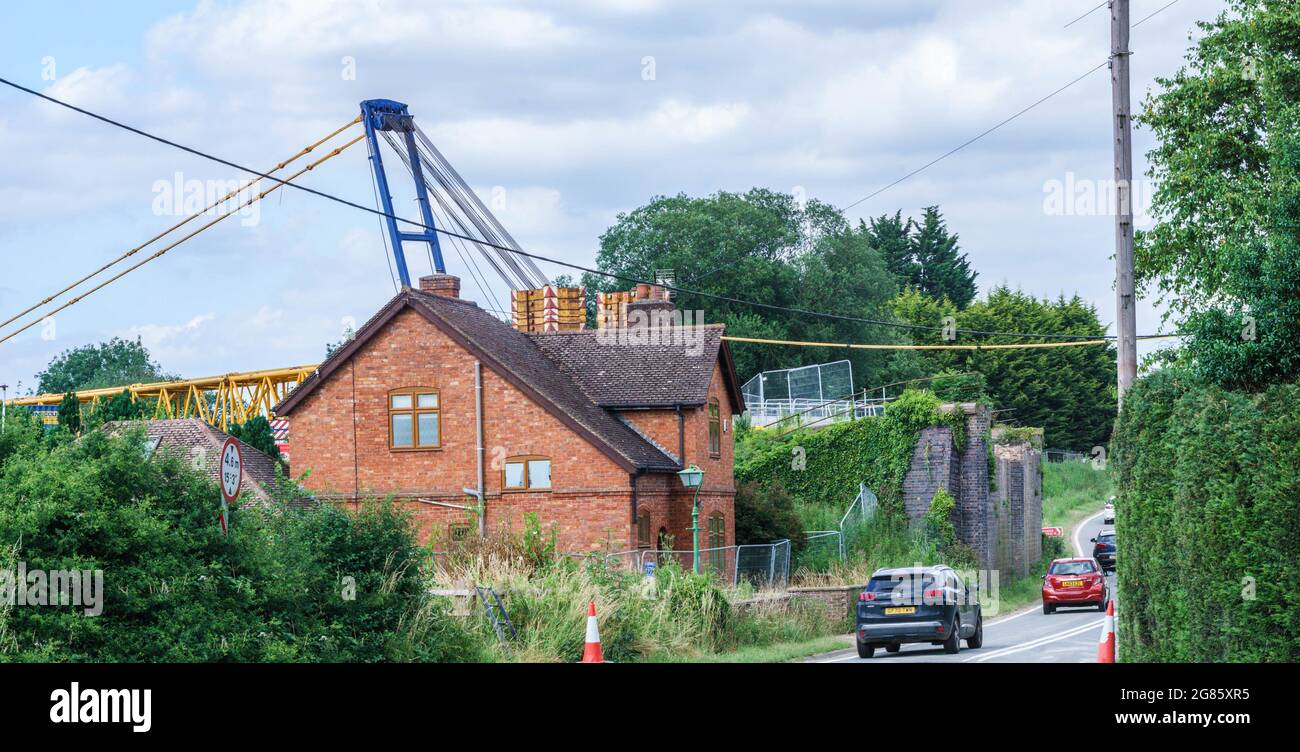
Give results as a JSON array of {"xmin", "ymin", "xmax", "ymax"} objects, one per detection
[
  {"xmin": 418, "ymin": 274, "xmax": 460, "ymax": 299},
  {"xmin": 626, "ymin": 298, "xmax": 675, "ymax": 328}
]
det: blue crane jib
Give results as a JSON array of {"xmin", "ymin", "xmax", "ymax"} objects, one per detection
[{"xmin": 361, "ymin": 99, "xmax": 444, "ymax": 287}]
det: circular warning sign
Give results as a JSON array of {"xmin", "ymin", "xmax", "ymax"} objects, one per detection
[{"xmin": 220, "ymin": 437, "xmax": 242, "ymax": 503}]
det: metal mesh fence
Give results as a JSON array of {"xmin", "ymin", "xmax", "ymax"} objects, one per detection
[{"xmin": 431, "ymin": 541, "xmax": 793, "ymax": 591}]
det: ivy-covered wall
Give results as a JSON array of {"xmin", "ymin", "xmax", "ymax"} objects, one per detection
[{"xmin": 735, "ymin": 391, "xmax": 965, "ymax": 520}]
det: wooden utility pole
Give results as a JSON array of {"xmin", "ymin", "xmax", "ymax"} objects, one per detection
[{"xmin": 1111, "ymin": 0, "xmax": 1138, "ymax": 405}]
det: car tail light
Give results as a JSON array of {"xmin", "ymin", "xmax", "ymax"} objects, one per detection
[
  {"xmin": 859, "ymin": 591, "xmax": 876, "ymax": 601},
  {"xmin": 924, "ymin": 588, "xmax": 943, "ymax": 599}
]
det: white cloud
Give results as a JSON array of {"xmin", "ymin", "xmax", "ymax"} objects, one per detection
[
  {"xmin": 43, "ymin": 65, "xmax": 130, "ymax": 113},
  {"xmin": 1, "ymin": 0, "xmax": 1217, "ymax": 387}
]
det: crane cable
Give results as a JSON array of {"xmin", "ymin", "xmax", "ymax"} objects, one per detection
[
  {"xmin": 0, "ymin": 76, "xmax": 1181, "ymax": 342},
  {"xmin": 0, "ymin": 133, "xmax": 366, "ymax": 346},
  {"xmin": 721, "ymin": 334, "xmax": 1181, "ymax": 351},
  {"xmin": 0, "ymin": 116, "xmax": 362, "ymax": 334}
]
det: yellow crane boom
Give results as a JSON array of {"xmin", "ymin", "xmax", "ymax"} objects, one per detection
[{"xmin": 6, "ymin": 364, "xmax": 319, "ymax": 431}]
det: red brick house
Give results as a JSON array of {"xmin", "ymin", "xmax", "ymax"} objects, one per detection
[{"xmin": 273, "ymin": 275, "xmax": 743, "ymax": 556}]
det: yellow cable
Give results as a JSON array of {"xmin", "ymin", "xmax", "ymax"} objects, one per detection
[
  {"xmin": 0, "ymin": 133, "xmax": 366, "ymax": 346},
  {"xmin": 0, "ymin": 116, "xmax": 362, "ymax": 333},
  {"xmin": 721, "ymin": 334, "xmax": 1181, "ymax": 351}
]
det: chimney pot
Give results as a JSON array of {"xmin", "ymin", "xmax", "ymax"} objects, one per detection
[{"xmin": 418, "ymin": 274, "xmax": 460, "ymax": 298}]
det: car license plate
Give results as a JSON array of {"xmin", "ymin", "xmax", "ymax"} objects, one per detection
[
  {"xmin": 1061, "ymin": 579, "xmax": 1084, "ymax": 587},
  {"xmin": 884, "ymin": 606, "xmax": 916, "ymax": 615}
]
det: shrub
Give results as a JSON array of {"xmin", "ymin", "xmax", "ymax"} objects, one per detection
[
  {"xmin": 1111, "ymin": 369, "xmax": 1300, "ymax": 662},
  {"xmin": 734, "ymin": 480, "xmax": 805, "ymax": 552},
  {"xmin": 924, "ymin": 488, "xmax": 957, "ymax": 548},
  {"xmin": 0, "ymin": 426, "xmax": 480, "ymax": 662}
]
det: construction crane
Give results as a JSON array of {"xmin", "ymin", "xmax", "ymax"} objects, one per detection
[
  {"xmin": 361, "ymin": 99, "xmax": 549, "ymax": 291},
  {"xmin": 3, "ymin": 98, "xmax": 555, "ymax": 432}
]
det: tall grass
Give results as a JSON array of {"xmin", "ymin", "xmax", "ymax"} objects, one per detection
[
  {"xmin": 430, "ymin": 529, "xmax": 836, "ymax": 662},
  {"xmin": 1042, "ymin": 460, "xmax": 1113, "ymax": 529}
]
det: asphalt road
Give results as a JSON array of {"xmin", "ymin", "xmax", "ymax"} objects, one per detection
[{"xmin": 806, "ymin": 508, "xmax": 1115, "ymax": 664}]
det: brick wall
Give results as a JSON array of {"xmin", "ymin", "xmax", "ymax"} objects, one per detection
[
  {"xmin": 956, "ymin": 404, "xmax": 993, "ymax": 570},
  {"xmin": 901, "ymin": 404, "xmax": 1002, "ymax": 572},
  {"xmin": 789, "ymin": 584, "xmax": 865, "ymax": 629},
  {"xmin": 287, "ymin": 306, "xmax": 736, "ymax": 554},
  {"xmin": 990, "ymin": 437, "xmax": 1044, "ymax": 577},
  {"xmin": 902, "ymin": 426, "xmax": 960, "ymax": 524}
]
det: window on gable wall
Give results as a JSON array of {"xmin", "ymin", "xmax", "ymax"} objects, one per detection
[
  {"xmin": 637, "ymin": 510, "xmax": 652, "ymax": 548},
  {"xmin": 389, "ymin": 389, "xmax": 440, "ymax": 449},
  {"xmin": 503, "ymin": 456, "xmax": 552, "ymax": 490},
  {"xmin": 708, "ymin": 398, "xmax": 721, "ymax": 456}
]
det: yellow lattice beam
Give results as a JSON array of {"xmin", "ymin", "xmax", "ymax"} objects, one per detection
[{"xmin": 6, "ymin": 364, "xmax": 319, "ymax": 430}]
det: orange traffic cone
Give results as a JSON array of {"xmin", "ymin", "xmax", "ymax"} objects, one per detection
[
  {"xmin": 1097, "ymin": 599, "xmax": 1116, "ymax": 663},
  {"xmin": 581, "ymin": 601, "xmax": 604, "ymax": 663}
]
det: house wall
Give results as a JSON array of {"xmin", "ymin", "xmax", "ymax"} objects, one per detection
[
  {"xmin": 619, "ymin": 363, "xmax": 737, "ymax": 554},
  {"xmin": 289, "ymin": 307, "xmax": 634, "ymax": 551},
  {"xmin": 288, "ymin": 307, "xmax": 738, "ymax": 555}
]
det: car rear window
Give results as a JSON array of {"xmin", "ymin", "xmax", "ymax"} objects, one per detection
[
  {"xmin": 1098, "ymin": 533, "xmax": 1116, "ymax": 544},
  {"xmin": 1049, "ymin": 561, "xmax": 1096, "ymax": 575},
  {"xmin": 866, "ymin": 573, "xmax": 936, "ymax": 597}
]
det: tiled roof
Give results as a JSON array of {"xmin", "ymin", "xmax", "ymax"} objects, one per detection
[
  {"xmin": 528, "ymin": 327, "xmax": 731, "ymax": 408},
  {"xmin": 404, "ymin": 291, "xmax": 683, "ymax": 471},
  {"xmin": 274, "ymin": 290, "xmax": 687, "ymax": 473},
  {"xmin": 102, "ymin": 418, "xmax": 309, "ymax": 508}
]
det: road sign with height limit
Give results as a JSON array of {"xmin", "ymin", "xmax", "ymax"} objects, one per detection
[{"xmin": 219, "ymin": 437, "xmax": 242, "ymax": 535}]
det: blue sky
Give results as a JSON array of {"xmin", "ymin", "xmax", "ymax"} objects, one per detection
[{"xmin": 0, "ymin": 0, "xmax": 1218, "ymax": 393}]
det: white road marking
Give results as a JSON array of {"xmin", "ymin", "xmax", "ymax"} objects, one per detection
[
  {"xmin": 1074, "ymin": 509, "xmax": 1107, "ymax": 557},
  {"xmin": 963, "ymin": 618, "xmax": 1103, "ymax": 662},
  {"xmin": 809, "ymin": 506, "xmax": 1112, "ymax": 664},
  {"xmin": 984, "ymin": 603, "xmax": 1039, "ymax": 627}
]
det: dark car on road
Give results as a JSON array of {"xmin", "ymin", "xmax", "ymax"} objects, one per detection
[
  {"xmin": 1090, "ymin": 529, "xmax": 1116, "ymax": 571},
  {"xmin": 1041, "ymin": 557, "xmax": 1108, "ymax": 614},
  {"xmin": 855, "ymin": 565, "xmax": 982, "ymax": 658}
]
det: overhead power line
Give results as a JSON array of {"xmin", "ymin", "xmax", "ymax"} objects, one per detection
[
  {"xmin": 1065, "ymin": 2, "xmax": 1109, "ymax": 28},
  {"xmin": 722, "ymin": 334, "xmax": 1179, "ymax": 351},
  {"xmin": 0, "ymin": 76, "xmax": 1177, "ymax": 343},
  {"xmin": 0, "ymin": 116, "xmax": 361, "ymax": 334},
  {"xmin": 0, "ymin": 134, "xmax": 366, "ymax": 346},
  {"xmin": 839, "ymin": 0, "xmax": 1184, "ymax": 212}
]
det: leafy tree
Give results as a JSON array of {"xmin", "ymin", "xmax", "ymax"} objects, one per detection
[
  {"xmin": 1136, "ymin": 0, "xmax": 1300, "ymax": 388},
  {"xmin": 56, "ymin": 391, "xmax": 81, "ymax": 435},
  {"xmin": 909, "ymin": 207, "xmax": 977, "ymax": 309},
  {"xmin": 864, "ymin": 211, "xmax": 915, "ymax": 286},
  {"xmin": 733, "ymin": 480, "xmax": 805, "ymax": 552},
  {"xmin": 892, "ymin": 286, "xmax": 1116, "ymax": 451},
  {"xmin": 227, "ymin": 415, "xmax": 282, "ymax": 460},
  {"xmin": 36, "ymin": 337, "xmax": 174, "ymax": 394},
  {"xmin": 87, "ymin": 389, "xmax": 145, "ymax": 428},
  {"xmin": 586, "ymin": 189, "xmax": 913, "ymax": 389},
  {"xmin": 865, "ymin": 207, "xmax": 977, "ymax": 309}
]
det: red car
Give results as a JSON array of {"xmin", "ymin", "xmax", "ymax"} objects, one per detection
[{"xmin": 1041, "ymin": 558, "xmax": 1108, "ymax": 614}]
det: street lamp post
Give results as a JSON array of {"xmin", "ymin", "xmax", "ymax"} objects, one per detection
[{"xmin": 677, "ymin": 464, "xmax": 704, "ymax": 573}]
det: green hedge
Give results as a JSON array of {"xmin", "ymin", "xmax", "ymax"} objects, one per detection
[
  {"xmin": 1111, "ymin": 370, "xmax": 1300, "ymax": 662},
  {"xmin": 736, "ymin": 390, "xmax": 963, "ymax": 519}
]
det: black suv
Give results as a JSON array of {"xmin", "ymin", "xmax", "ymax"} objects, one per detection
[
  {"xmin": 855, "ymin": 565, "xmax": 983, "ymax": 658},
  {"xmin": 1091, "ymin": 529, "xmax": 1117, "ymax": 571}
]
